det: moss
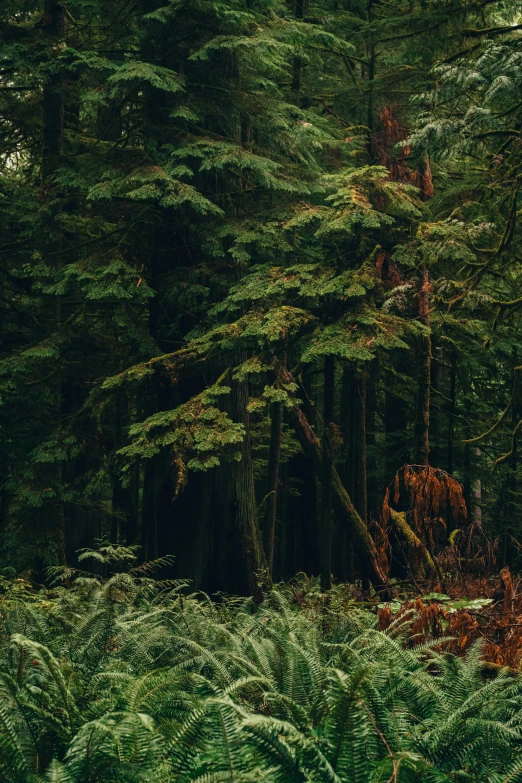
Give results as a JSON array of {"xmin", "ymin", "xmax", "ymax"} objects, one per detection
[{"xmin": 388, "ymin": 508, "xmax": 435, "ymax": 577}]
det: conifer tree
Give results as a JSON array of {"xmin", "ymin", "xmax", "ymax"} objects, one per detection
[{"xmin": 2, "ymin": 0, "xmax": 522, "ymax": 589}]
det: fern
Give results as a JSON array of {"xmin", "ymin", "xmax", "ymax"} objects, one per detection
[{"xmin": 0, "ymin": 574, "xmax": 521, "ymax": 782}]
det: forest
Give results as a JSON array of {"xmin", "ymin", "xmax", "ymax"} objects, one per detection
[{"xmin": 3, "ymin": 0, "xmax": 522, "ymax": 780}]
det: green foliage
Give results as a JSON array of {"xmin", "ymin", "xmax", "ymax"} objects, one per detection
[
  {"xmin": 119, "ymin": 382, "xmax": 245, "ymax": 472},
  {"xmin": 317, "ymin": 166, "xmax": 422, "ymax": 237},
  {"xmin": 4, "ymin": 0, "xmax": 522, "ymax": 600},
  {"xmin": 0, "ymin": 566, "xmax": 521, "ymax": 782}
]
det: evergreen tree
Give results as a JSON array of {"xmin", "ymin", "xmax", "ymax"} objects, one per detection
[{"xmin": 2, "ymin": 0, "xmax": 522, "ymax": 588}]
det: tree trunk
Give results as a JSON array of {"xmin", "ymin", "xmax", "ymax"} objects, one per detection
[
  {"xmin": 447, "ymin": 348, "xmax": 457, "ymax": 475},
  {"xmin": 413, "ymin": 267, "xmax": 431, "ymax": 465},
  {"xmin": 341, "ymin": 366, "xmax": 369, "ymax": 584},
  {"xmin": 41, "ymin": 1, "xmax": 64, "ymax": 184},
  {"xmin": 141, "ymin": 458, "xmax": 159, "ymax": 562},
  {"xmin": 354, "ymin": 370, "xmax": 370, "ymax": 589},
  {"xmin": 291, "ymin": 0, "xmax": 304, "ymax": 94},
  {"xmin": 366, "ymin": 0, "xmax": 376, "ymax": 161},
  {"xmin": 502, "ymin": 390, "xmax": 518, "ymax": 566},
  {"xmin": 290, "ymin": 369, "xmax": 319, "ymax": 577},
  {"xmin": 320, "ymin": 356, "xmax": 335, "ymax": 590},
  {"xmin": 97, "ymin": 55, "xmax": 123, "ymax": 143},
  {"xmin": 354, "ymin": 370, "xmax": 368, "ymax": 524},
  {"xmin": 430, "ymin": 345, "xmax": 441, "ymax": 467},
  {"xmin": 231, "ymin": 375, "xmax": 269, "ymax": 598},
  {"xmin": 388, "ymin": 508, "xmax": 436, "ymax": 579},
  {"xmin": 213, "ymin": 372, "xmax": 268, "ymax": 600},
  {"xmin": 366, "ymin": 362, "xmax": 379, "ymax": 520},
  {"xmin": 471, "ymin": 447, "xmax": 482, "ymax": 525},
  {"xmin": 112, "ymin": 401, "xmax": 140, "ymax": 546},
  {"xmin": 37, "ymin": 0, "xmax": 67, "ymax": 574},
  {"xmin": 463, "ymin": 437, "xmax": 471, "ymax": 517},
  {"xmin": 274, "ymin": 461, "xmax": 290, "ymax": 581},
  {"xmin": 340, "ymin": 365, "xmax": 355, "ymax": 581},
  {"xmin": 281, "ymin": 367, "xmax": 389, "ymax": 591},
  {"xmin": 262, "ymin": 401, "xmax": 283, "ymax": 576},
  {"xmin": 384, "ymin": 361, "xmax": 410, "ymax": 480}
]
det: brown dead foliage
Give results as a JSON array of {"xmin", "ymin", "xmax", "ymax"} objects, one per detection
[
  {"xmin": 368, "ymin": 516, "xmax": 391, "ymax": 577},
  {"xmin": 372, "ymin": 105, "xmax": 434, "ymax": 200},
  {"xmin": 377, "ymin": 568, "xmax": 522, "ymax": 669},
  {"xmin": 375, "ymin": 250, "xmax": 404, "ymax": 290},
  {"xmin": 383, "ymin": 465, "xmax": 467, "ymax": 552}
]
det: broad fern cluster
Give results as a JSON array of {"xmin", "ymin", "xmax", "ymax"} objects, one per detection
[{"xmin": 0, "ymin": 564, "xmax": 521, "ymax": 782}]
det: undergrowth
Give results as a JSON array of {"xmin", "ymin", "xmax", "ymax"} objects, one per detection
[{"xmin": 0, "ymin": 551, "xmax": 522, "ymax": 782}]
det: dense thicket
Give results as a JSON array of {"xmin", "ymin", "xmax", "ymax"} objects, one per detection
[
  {"xmin": 3, "ymin": 0, "xmax": 522, "ymax": 592},
  {"xmin": 1, "ymin": 556, "xmax": 522, "ymax": 783}
]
